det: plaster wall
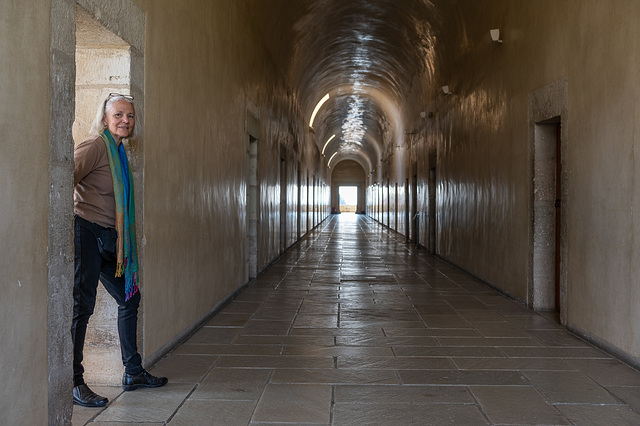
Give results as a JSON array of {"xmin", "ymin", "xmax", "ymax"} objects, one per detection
[
  {"xmin": 388, "ymin": 149, "xmax": 410, "ymax": 235},
  {"xmin": 135, "ymin": 0, "xmax": 328, "ymax": 358},
  {"xmin": 416, "ymin": 0, "xmax": 570, "ymax": 299},
  {"xmin": 565, "ymin": 0, "xmax": 640, "ymax": 359},
  {"xmin": 0, "ymin": 2, "xmax": 51, "ymax": 424},
  {"xmin": 400, "ymin": 0, "xmax": 640, "ymax": 361}
]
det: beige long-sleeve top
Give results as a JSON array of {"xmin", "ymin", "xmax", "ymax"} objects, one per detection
[{"xmin": 74, "ymin": 136, "xmax": 116, "ymax": 228}]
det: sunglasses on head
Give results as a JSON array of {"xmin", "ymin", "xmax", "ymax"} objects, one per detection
[{"xmin": 107, "ymin": 93, "xmax": 134, "ymax": 101}]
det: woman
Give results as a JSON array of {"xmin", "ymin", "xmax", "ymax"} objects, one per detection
[{"xmin": 71, "ymin": 93, "xmax": 167, "ymax": 408}]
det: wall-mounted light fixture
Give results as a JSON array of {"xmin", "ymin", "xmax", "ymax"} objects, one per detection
[
  {"xmin": 309, "ymin": 93, "xmax": 330, "ymax": 128},
  {"xmin": 321, "ymin": 134, "xmax": 336, "ymax": 156},
  {"xmin": 442, "ymin": 85, "xmax": 453, "ymax": 95},
  {"xmin": 490, "ymin": 28, "xmax": 503, "ymax": 43},
  {"xmin": 327, "ymin": 152, "xmax": 338, "ymax": 168}
]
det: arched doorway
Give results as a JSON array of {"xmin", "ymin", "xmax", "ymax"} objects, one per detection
[{"xmin": 330, "ymin": 160, "xmax": 366, "ymax": 214}]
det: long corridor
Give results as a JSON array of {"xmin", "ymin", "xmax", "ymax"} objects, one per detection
[{"xmin": 73, "ymin": 214, "xmax": 640, "ymax": 425}]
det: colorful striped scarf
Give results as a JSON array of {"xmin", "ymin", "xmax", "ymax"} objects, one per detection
[{"xmin": 101, "ymin": 129, "xmax": 139, "ymax": 301}]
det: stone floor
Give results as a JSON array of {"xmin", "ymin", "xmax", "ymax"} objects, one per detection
[{"xmin": 73, "ymin": 213, "xmax": 640, "ymax": 425}]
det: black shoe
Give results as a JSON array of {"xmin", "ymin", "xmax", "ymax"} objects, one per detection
[
  {"xmin": 73, "ymin": 384, "xmax": 108, "ymax": 407},
  {"xmin": 122, "ymin": 370, "xmax": 168, "ymax": 391}
]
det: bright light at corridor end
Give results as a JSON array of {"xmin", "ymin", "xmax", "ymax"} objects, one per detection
[
  {"xmin": 322, "ymin": 134, "xmax": 336, "ymax": 156},
  {"xmin": 309, "ymin": 93, "xmax": 330, "ymax": 128}
]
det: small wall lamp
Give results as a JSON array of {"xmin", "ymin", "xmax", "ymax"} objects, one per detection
[
  {"xmin": 442, "ymin": 85, "xmax": 453, "ymax": 95},
  {"xmin": 490, "ymin": 28, "xmax": 503, "ymax": 43},
  {"xmin": 309, "ymin": 93, "xmax": 330, "ymax": 128},
  {"xmin": 327, "ymin": 152, "xmax": 338, "ymax": 168}
]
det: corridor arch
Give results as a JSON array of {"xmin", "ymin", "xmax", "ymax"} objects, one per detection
[{"xmin": 330, "ymin": 160, "xmax": 366, "ymax": 214}]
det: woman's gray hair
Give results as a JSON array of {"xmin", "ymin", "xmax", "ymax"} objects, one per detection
[{"xmin": 89, "ymin": 94, "xmax": 139, "ymax": 139}]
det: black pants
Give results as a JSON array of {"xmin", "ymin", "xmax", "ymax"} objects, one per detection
[{"xmin": 71, "ymin": 216, "xmax": 143, "ymax": 386}]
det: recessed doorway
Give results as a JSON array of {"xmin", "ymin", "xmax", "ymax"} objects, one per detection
[
  {"xmin": 528, "ymin": 78, "xmax": 568, "ymax": 323},
  {"xmin": 246, "ymin": 130, "xmax": 258, "ymax": 280},
  {"xmin": 73, "ymin": 5, "xmax": 134, "ymax": 386}
]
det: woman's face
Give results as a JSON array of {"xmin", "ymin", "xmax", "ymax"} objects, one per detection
[{"xmin": 103, "ymin": 99, "xmax": 135, "ymax": 143}]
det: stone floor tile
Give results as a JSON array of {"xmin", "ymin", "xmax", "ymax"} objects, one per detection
[
  {"xmin": 150, "ymin": 354, "xmax": 217, "ymax": 383},
  {"xmin": 557, "ymin": 404, "xmax": 640, "ymax": 426},
  {"xmin": 87, "ymin": 422, "xmax": 164, "ymax": 426},
  {"xmin": 339, "ymin": 320, "xmax": 425, "ymax": 329},
  {"xmin": 288, "ymin": 327, "xmax": 385, "ymax": 337},
  {"xmin": 334, "ymin": 384, "xmax": 474, "ymax": 404},
  {"xmin": 240, "ymin": 320, "xmax": 293, "ymax": 335},
  {"xmin": 501, "ymin": 346, "xmax": 611, "ymax": 359},
  {"xmin": 219, "ymin": 301, "xmax": 262, "ymax": 314},
  {"xmin": 505, "ymin": 314, "xmax": 563, "ymax": 330},
  {"xmin": 566, "ymin": 358, "xmax": 640, "ymax": 386},
  {"xmin": 467, "ymin": 321, "xmax": 532, "ymax": 338},
  {"xmin": 173, "ymin": 343, "xmax": 281, "ymax": 356},
  {"xmin": 400, "ymin": 369, "xmax": 529, "ymax": 386},
  {"xmin": 250, "ymin": 278, "xmax": 281, "ymax": 288},
  {"xmin": 489, "ymin": 304, "xmax": 533, "ymax": 315},
  {"xmin": 339, "ymin": 310, "xmax": 419, "ymax": 323},
  {"xmin": 419, "ymin": 315, "xmax": 472, "ymax": 328},
  {"xmin": 216, "ymin": 355, "xmax": 334, "ymax": 369},
  {"xmin": 337, "ymin": 355, "xmax": 456, "ymax": 370},
  {"xmin": 437, "ymin": 337, "xmax": 540, "ymax": 347},
  {"xmin": 252, "ymin": 384, "xmax": 331, "ymax": 423},
  {"xmin": 71, "ymin": 386, "xmax": 123, "ymax": 426},
  {"xmin": 335, "ymin": 335, "xmax": 439, "ymax": 347},
  {"xmin": 204, "ymin": 312, "xmax": 253, "ymax": 327},
  {"xmin": 382, "ymin": 327, "xmax": 479, "ymax": 337},
  {"xmin": 167, "ymin": 400, "xmax": 257, "ymax": 425},
  {"xmin": 293, "ymin": 314, "xmax": 338, "ymax": 328},
  {"xmin": 451, "ymin": 357, "xmax": 574, "ymax": 371},
  {"xmin": 233, "ymin": 335, "xmax": 334, "ymax": 346},
  {"xmin": 71, "ymin": 407, "xmax": 99, "ymax": 426},
  {"xmin": 412, "ymin": 304, "xmax": 460, "ymax": 314},
  {"xmin": 338, "ymin": 300, "xmax": 377, "ymax": 309},
  {"xmin": 455, "ymin": 309, "xmax": 507, "ymax": 322},
  {"xmin": 523, "ymin": 371, "xmax": 619, "ymax": 404},
  {"xmin": 232, "ymin": 291, "xmax": 271, "ymax": 303},
  {"xmin": 528, "ymin": 329, "xmax": 592, "ymax": 347},
  {"xmin": 470, "ymin": 385, "xmax": 569, "ymax": 425},
  {"xmin": 393, "ymin": 346, "xmax": 505, "ymax": 358},
  {"xmin": 298, "ymin": 303, "xmax": 339, "ymax": 315},
  {"xmin": 271, "ymin": 368, "xmax": 399, "ymax": 385},
  {"xmin": 263, "ymin": 295, "xmax": 306, "ymax": 304},
  {"xmin": 251, "ymin": 308, "xmax": 299, "ymax": 321},
  {"xmin": 422, "ymin": 281, "xmax": 461, "ymax": 290},
  {"xmin": 606, "ymin": 386, "xmax": 640, "ymax": 412},
  {"xmin": 332, "ymin": 403, "xmax": 488, "ymax": 426},
  {"xmin": 93, "ymin": 383, "xmax": 194, "ymax": 423},
  {"xmin": 284, "ymin": 345, "xmax": 394, "ymax": 357},
  {"xmin": 186, "ymin": 327, "xmax": 240, "ymax": 345},
  {"xmin": 190, "ymin": 368, "xmax": 270, "ymax": 400},
  {"xmin": 444, "ymin": 298, "xmax": 489, "ymax": 310}
]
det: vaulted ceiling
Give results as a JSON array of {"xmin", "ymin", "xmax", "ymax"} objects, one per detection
[{"xmin": 252, "ymin": 0, "xmax": 448, "ymax": 174}]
